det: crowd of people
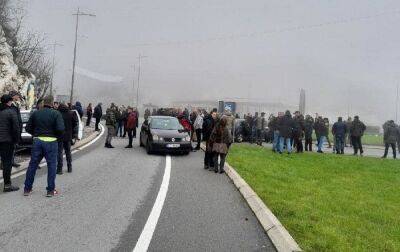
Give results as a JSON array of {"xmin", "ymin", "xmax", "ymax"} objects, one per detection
[
  {"xmin": 0, "ymin": 91, "xmax": 111, "ymax": 196},
  {"xmin": 2, "ymin": 92, "xmax": 400, "ymax": 194}
]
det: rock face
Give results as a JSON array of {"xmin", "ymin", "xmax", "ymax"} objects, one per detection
[{"xmin": 0, "ymin": 24, "xmax": 35, "ymax": 107}]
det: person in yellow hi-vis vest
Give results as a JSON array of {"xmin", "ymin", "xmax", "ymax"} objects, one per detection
[{"xmin": 24, "ymin": 96, "xmax": 65, "ymax": 197}]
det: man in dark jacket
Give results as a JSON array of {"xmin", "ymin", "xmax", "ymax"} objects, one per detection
[
  {"xmin": 24, "ymin": 96, "xmax": 65, "ymax": 197},
  {"xmin": 332, "ymin": 117, "xmax": 347, "ymax": 154},
  {"xmin": 0, "ymin": 95, "xmax": 21, "ymax": 192},
  {"xmin": 382, "ymin": 120, "xmax": 398, "ymax": 159},
  {"xmin": 304, "ymin": 115, "xmax": 314, "ymax": 151},
  {"xmin": 93, "ymin": 103, "xmax": 103, "ymax": 131},
  {"xmin": 278, "ymin": 110, "xmax": 294, "ymax": 154},
  {"xmin": 293, "ymin": 111, "xmax": 305, "ymax": 153},
  {"xmin": 350, "ymin": 116, "xmax": 366, "ymax": 156},
  {"xmin": 314, "ymin": 116, "xmax": 327, "ymax": 153},
  {"xmin": 57, "ymin": 103, "xmax": 78, "ymax": 174},
  {"xmin": 268, "ymin": 114, "xmax": 279, "ymax": 152},
  {"xmin": 202, "ymin": 109, "xmax": 217, "ymax": 169},
  {"xmin": 105, "ymin": 104, "xmax": 117, "ymax": 148},
  {"xmin": 125, "ymin": 107, "xmax": 138, "ymax": 148},
  {"xmin": 9, "ymin": 91, "xmax": 22, "ymax": 168}
]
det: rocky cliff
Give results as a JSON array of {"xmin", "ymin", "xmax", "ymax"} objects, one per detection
[{"xmin": 0, "ymin": 24, "xmax": 34, "ymax": 105}]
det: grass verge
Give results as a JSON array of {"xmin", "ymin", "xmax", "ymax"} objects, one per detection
[{"xmin": 227, "ymin": 144, "xmax": 400, "ymax": 251}]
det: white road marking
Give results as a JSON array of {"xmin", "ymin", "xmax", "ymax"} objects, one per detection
[
  {"xmin": 0, "ymin": 124, "xmax": 105, "ymax": 184},
  {"xmin": 133, "ymin": 155, "xmax": 172, "ymax": 252}
]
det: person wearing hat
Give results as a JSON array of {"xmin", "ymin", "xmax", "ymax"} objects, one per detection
[
  {"xmin": 9, "ymin": 91, "xmax": 23, "ymax": 168},
  {"xmin": 0, "ymin": 94, "xmax": 21, "ymax": 192},
  {"xmin": 24, "ymin": 95, "xmax": 65, "ymax": 197}
]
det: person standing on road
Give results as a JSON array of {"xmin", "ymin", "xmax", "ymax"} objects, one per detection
[
  {"xmin": 314, "ymin": 116, "xmax": 328, "ymax": 153},
  {"xmin": 74, "ymin": 101, "xmax": 84, "ymax": 119},
  {"xmin": 332, "ymin": 117, "xmax": 347, "ymax": 154},
  {"xmin": 350, "ymin": 116, "xmax": 366, "ymax": 156},
  {"xmin": 0, "ymin": 94, "xmax": 21, "ymax": 192},
  {"xmin": 9, "ymin": 91, "xmax": 23, "ymax": 168},
  {"xmin": 304, "ymin": 115, "xmax": 314, "ymax": 152},
  {"xmin": 193, "ymin": 110, "xmax": 204, "ymax": 150},
  {"xmin": 24, "ymin": 96, "xmax": 65, "ymax": 197},
  {"xmin": 209, "ymin": 117, "xmax": 232, "ymax": 174},
  {"xmin": 93, "ymin": 103, "xmax": 103, "ymax": 131},
  {"xmin": 278, "ymin": 110, "xmax": 294, "ymax": 154},
  {"xmin": 382, "ymin": 120, "xmax": 398, "ymax": 159},
  {"xmin": 125, "ymin": 107, "xmax": 138, "ymax": 148},
  {"xmin": 105, "ymin": 104, "xmax": 117, "ymax": 148},
  {"xmin": 144, "ymin": 108, "xmax": 151, "ymax": 121},
  {"xmin": 86, "ymin": 103, "xmax": 93, "ymax": 127},
  {"xmin": 57, "ymin": 103, "xmax": 78, "ymax": 174},
  {"xmin": 203, "ymin": 109, "xmax": 217, "ymax": 170}
]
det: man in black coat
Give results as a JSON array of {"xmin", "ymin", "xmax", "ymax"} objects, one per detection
[
  {"xmin": 293, "ymin": 111, "xmax": 305, "ymax": 153},
  {"xmin": 202, "ymin": 109, "xmax": 217, "ymax": 170},
  {"xmin": 332, "ymin": 117, "xmax": 347, "ymax": 154},
  {"xmin": 304, "ymin": 115, "xmax": 314, "ymax": 151},
  {"xmin": 314, "ymin": 116, "xmax": 328, "ymax": 153},
  {"xmin": 350, "ymin": 116, "xmax": 366, "ymax": 156},
  {"xmin": 93, "ymin": 103, "xmax": 103, "ymax": 131},
  {"xmin": 278, "ymin": 110, "xmax": 295, "ymax": 154},
  {"xmin": 9, "ymin": 91, "xmax": 22, "ymax": 168},
  {"xmin": 57, "ymin": 103, "xmax": 78, "ymax": 174},
  {"xmin": 0, "ymin": 95, "xmax": 21, "ymax": 192}
]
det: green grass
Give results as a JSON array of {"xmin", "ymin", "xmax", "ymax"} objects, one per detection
[{"xmin": 227, "ymin": 144, "xmax": 400, "ymax": 252}]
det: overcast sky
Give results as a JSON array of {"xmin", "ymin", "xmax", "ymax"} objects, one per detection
[{"xmin": 19, "ymin": 0, "xmax": 400, "ymax": 124}]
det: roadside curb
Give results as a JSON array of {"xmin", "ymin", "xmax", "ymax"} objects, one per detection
[
  {"xmin": 201, "ymin": 143, "xmax": 302, "ymax": 252},
  {"xmin": 1, "ymin": 124, "xmax": 104, "ymax": 179}
]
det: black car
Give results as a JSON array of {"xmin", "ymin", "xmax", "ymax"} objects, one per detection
[{"xmin": 140, "ymin": 116, "xmax": 192, "ymax": 155}]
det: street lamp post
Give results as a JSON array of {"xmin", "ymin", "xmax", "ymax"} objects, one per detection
[{"xmin": 69, "ymin": 8, "xmax": 96, "ymax": 105}]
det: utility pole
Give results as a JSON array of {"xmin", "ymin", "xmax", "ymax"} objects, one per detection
[
  {"xmin": 49, "ymin": 41, "xmax": 63, "ymax": 97},
  {"xmin": 136, "ymin": 54, "xmax": 147, "ymax": 108},
  {"xmin": 69, "ymin": 8, "xmax": 95, "ymax": 105},
  {"xmin": 132, "ymin": 65, "xmax": 136, "ymax": 105},
  {"xmin": 396, "ymin": 83, "xmax": 399, "ymax": 123}
]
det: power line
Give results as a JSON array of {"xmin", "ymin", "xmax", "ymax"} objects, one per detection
[{"xmin": 128, "ymin": 9, "xmax": 400, "ymax": 47}]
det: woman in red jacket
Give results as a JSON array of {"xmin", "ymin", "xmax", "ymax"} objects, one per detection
[{"xmin": 125, "ymin": 107, "xmax": 138, "ymax": 148}]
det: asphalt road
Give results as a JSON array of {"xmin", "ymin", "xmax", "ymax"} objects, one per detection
[{"xmin": 0, "ymin": 135, "xmax": 275, "ymax": 251}]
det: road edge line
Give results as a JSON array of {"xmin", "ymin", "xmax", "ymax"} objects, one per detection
[
  {"xmin": 133, "ymin": 155, "xmax": 171, "ymax": 252},
  {"xmin": 200, "ymin": 143, "xmax": 302, "ymax": 252}
]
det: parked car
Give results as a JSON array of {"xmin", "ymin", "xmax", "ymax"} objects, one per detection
[
  {"xmin": 18, "ymin": 110, "xmax": 33, "ymax": 148},
  {"xmin": 140, "ymin": 116, "xmax": 192, "ymax": 155},
  {"xmin": 71, "ymin": 109, "xmax": 84, "ymax": 145},
  {"xmin": 18, "ymin": 109, "xmax": 83, "ymax": 149}
]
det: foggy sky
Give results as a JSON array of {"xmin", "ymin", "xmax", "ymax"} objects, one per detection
[{"xmin": 20, "ymin": 0, "xmax": 400, "ymax": 125}]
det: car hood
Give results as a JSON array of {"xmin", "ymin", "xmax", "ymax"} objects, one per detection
[{"xmin": 150, "ymin": 129, "xmax": 188, "ymax": 138}]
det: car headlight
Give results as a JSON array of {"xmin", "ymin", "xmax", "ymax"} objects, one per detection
[
  {"xmin": 153, "ymin": 135, "xmax": 164, "ymax": 141},
  {"xmin": 184, "ymin": 136, "xmax": 191, "ymax": 142}
]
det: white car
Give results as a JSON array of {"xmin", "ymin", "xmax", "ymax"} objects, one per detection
[{"xmin": 18, "ymin": 109, "xmax": 84, "ymax": 149}]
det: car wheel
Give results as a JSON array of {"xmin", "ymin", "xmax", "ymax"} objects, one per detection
[
  {"xmin": 146, "ymin": 140, "xmax": 153, "ymax": 154},
  {"xmin": 236, "ymin": 134, "xmax": 243, "ymax": 143}
]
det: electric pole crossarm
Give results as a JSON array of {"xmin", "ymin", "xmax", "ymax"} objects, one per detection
[{"xmin": 69, "ymin": 8, "xmax": 96, "ymax": 105}]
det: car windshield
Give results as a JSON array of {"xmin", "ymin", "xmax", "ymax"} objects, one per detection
[
  {"xmin": 150, "ymin": 118, "xmax": 183, "ymax": 130},
  {"xmin": 21, "ymin": 112, "xmax": 31, "ymax": 123}
]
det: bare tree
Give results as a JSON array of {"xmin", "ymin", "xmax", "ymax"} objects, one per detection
[{"xmin": 1, "ymin": 0, "xmax": 53, "ymax": 98}]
